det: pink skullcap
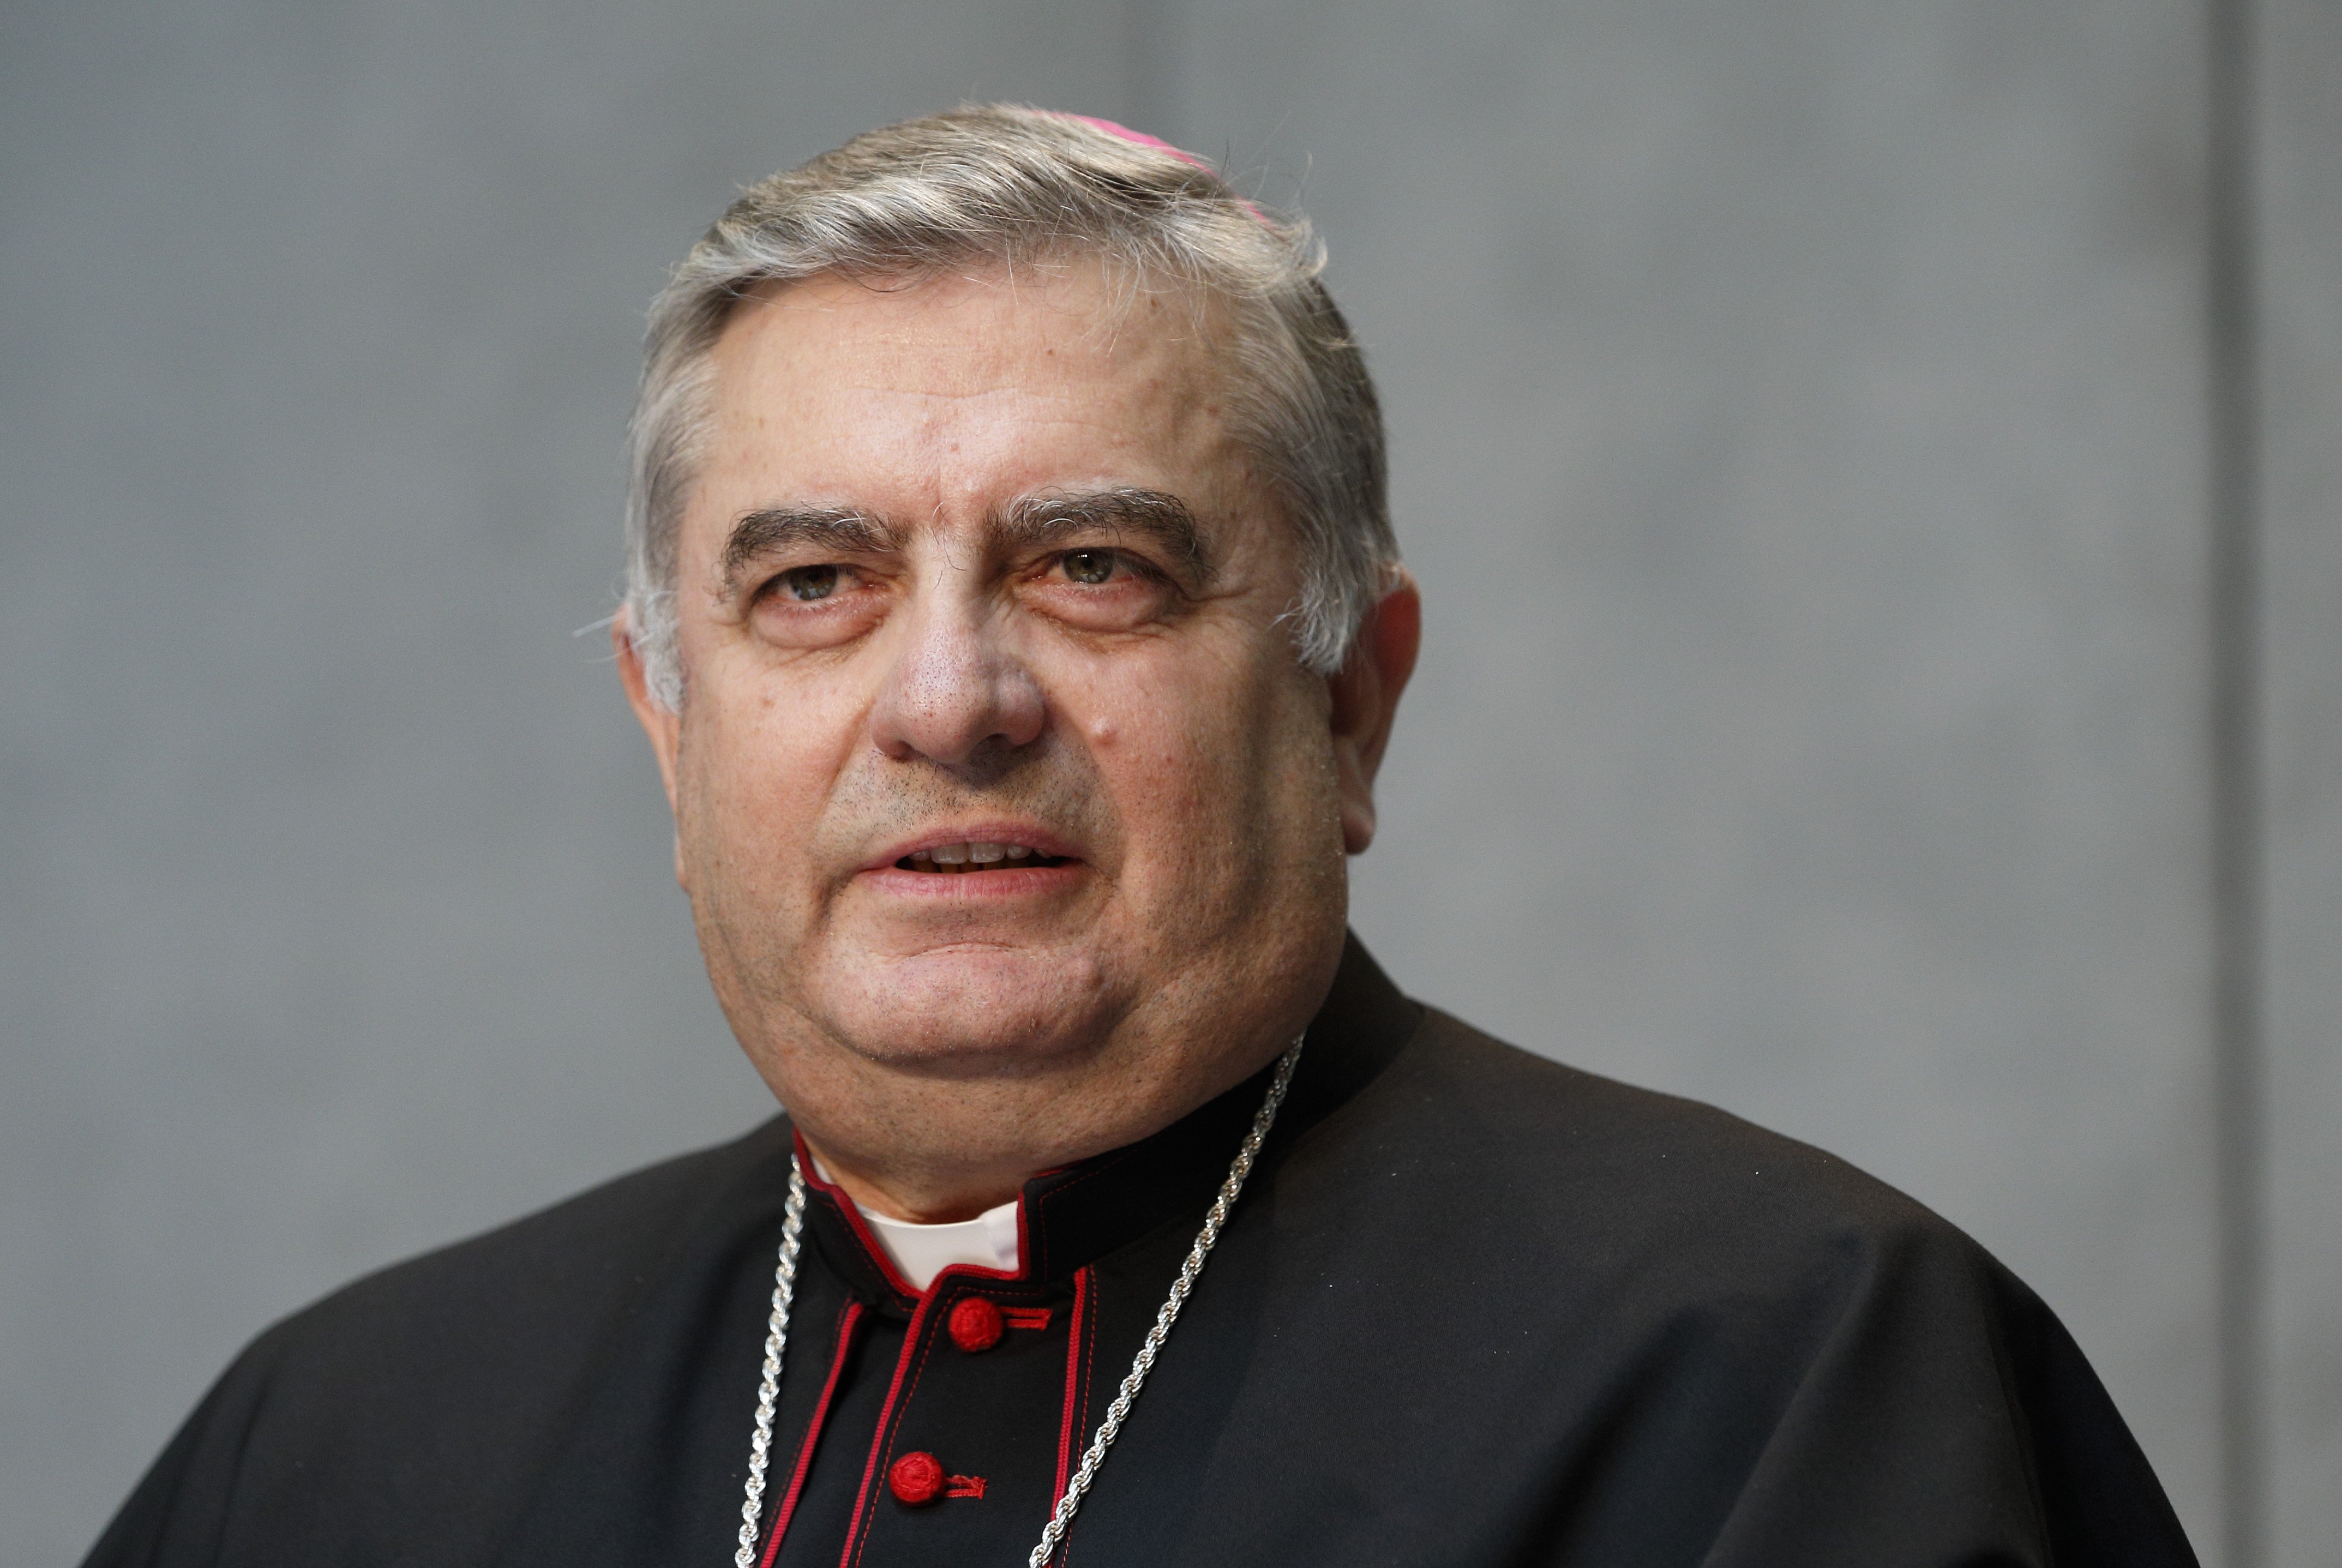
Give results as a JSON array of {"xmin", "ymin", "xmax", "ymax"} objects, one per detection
[
  {"xmin": 1056, "ymin": 112, "xmax": 1273, "ymax": 227},
  {"xmin": 1062, "ymin": 113, "xmax": 1215, "ymax": 171}
]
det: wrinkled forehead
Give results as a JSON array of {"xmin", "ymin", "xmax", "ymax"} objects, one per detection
[
  {"xmin": 687, "ymin": 256, "xmax": 1262, "ymax": 546},
  {"xmin": 722, "ymin": 249, "xmax": 1236, "ymax": 379}
]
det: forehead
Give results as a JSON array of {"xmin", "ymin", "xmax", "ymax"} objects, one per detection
[{"xmin": 693, "ymin": 259, "xmax": 1244, "ymax": 526}]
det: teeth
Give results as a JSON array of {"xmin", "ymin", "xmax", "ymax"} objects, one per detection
[{"xmin": 902, "ymin": 841, "xmax": 1052, "ymax": 871}]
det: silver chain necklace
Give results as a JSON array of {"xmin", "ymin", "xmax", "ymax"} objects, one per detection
[{"xmin": 733, "ymin": 1036, "xmax": 1305, "ymax": 1568}]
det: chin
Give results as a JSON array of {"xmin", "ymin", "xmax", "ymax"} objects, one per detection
[{"xmin": 824, "ymin": 942, "xmax": 1118, "ymax": 1070}]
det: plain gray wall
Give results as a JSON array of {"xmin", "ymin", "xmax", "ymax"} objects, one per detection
[
  {"xmin": 2, "ymin": 1, "xmax": 2328, "ymax": 1562},
  {"xmin": 2263, "ymin": 0, "xmax": 2342, "ymax": 1551}
]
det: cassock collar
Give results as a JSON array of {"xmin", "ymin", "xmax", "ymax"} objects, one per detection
[{"xmin": 797, "ymin": 931, "xmax": 1421, "ymax": 1316}]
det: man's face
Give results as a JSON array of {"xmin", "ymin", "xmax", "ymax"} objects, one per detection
[{"xmin": 621, "ymin": 257, "xmax": 1410, "ymax": 1214}]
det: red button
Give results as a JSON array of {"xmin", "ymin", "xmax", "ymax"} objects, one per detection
[
  {"xmin": 889, "ymin": 1451, "xmax": 945, "ymax": 1506},
  {"xmin": 947, "ymin": 1296, "xmax": 1005, "ymax": 1353}
]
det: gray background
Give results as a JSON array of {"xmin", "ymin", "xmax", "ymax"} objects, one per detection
[{"xmin": 2, "ymin": 0, "xmax": 2331, "ymax": 1561}]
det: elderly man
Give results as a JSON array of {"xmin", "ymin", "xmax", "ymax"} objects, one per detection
[{"xmin": 88, "ymin": 107, "xmax": 2195, "ymax": 1568}]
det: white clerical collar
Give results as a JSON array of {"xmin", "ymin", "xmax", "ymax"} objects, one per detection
[
  {"xmin": 858, "ymin": 1201, "xmax": 1020, "ymax": 1292},
  {"xmin": 812, "ymin": 1155, "xmax": 1021, "ymax": 1291}
]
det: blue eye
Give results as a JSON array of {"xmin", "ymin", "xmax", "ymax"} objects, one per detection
[
  {"xmin": 1062, "ymin": 550, "xmax": 1116, "ymax": 585},
  {"xmin": 779, "ymin": 565, "xmax": 840, "ymax": 601}
]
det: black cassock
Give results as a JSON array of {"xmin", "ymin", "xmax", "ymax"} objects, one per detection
[{"xmin": 87, "ymin": 938, "xmax": 2197, "ymax": 1567}]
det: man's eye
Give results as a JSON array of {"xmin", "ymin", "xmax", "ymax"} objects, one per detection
[
  {"xmin": 777, "ymin": 564, "xmax": 842, "ymax": 602},
  {"xmin": 1061, "ymin": 550, "xmax": 1118, "ymax": 586}
]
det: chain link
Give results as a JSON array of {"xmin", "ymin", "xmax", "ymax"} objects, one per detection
[
  {"xmin": 734, "ymin": 1166, "xmax": 807, "ymax": 1568},
  {"xmin": 1025, "ymin": 1036, "xmax": 1303, "ymax": 1567}
]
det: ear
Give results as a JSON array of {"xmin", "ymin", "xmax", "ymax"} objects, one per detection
[
  {"xmin": 613, "ymin": 609, "xmax": 689, "ymax": 887},
  {"xmin": 1328, "ymin": 568, "xmax": 1421, "ymax": 855}
]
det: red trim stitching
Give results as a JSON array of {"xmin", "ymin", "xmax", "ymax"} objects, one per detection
[
  {"xmin": 760, "ymin": 1299, "xmax": 864, "ymax": 1568},
  {"xmin": 794, "ymin": 1130, "xmax": 1040, "ymax": 1297},
  {"xmin": 1003, "ymin": 1306, "xmax": 1054, "ymax": 1331},
  {"xmin": 1050, "ymin": 1267, "xmax": 1094, "ymax": 1525},
  {"xmin": 1023, "ymin": 1150, "xmax": 1138, "ymax": 1278},
  {"xmin": 792, "ymin": 1132, "xmax": 923, "ymax": 1300},
  {"xmin": 1061, "ymin": 1273, "xmax": 1100, "ymax": 1568},
  {"xmin": 834, "ymin": 1292, "xmax": 942, "ymax": 1568}
]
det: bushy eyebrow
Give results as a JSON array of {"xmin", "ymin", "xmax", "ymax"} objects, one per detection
[
  {"xmin": 1002, "ymin": 489, "xmax": 1215, "ymax": 585},
  {"xmin": 717, "ymin": 488, "xmax": 1215, "ymax": 595},
  {"xmin": 719, "ymin": 507, "xmax": 896, "ymax": 595}
]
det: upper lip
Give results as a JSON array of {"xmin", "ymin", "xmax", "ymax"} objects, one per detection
[{"xmin": 861, "ymin": 823, "xmax": 1085, "ymax": 872}]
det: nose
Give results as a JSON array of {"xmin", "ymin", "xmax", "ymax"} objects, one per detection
[{"xmin": 867, "ymin": 594, "xmax": 1046, "ymax": 766}]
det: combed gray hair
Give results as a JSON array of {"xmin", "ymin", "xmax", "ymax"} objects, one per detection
[{"xmin": 623, "ymin": 104, "xmax": 1395, "ymax": 710}]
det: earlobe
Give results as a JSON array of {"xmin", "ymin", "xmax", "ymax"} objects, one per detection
[{"xmin": 1328, "ymin": 571, "xmax": 1422, "ymax": 856}]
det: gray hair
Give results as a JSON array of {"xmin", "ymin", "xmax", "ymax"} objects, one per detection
[{"xmin": 623, "ymin": 104, "xmax": 1394, "ymax": 710}]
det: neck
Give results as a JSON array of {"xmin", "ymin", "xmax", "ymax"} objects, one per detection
[
  {"xmin": 801, "ymin": 1136, "xmax": 1030, "ymax": 1224},
  {"xmin": 760, "ymin": 1004, "xmax": 1314, "ymax": 1226}
]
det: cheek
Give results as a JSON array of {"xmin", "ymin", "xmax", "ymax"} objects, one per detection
[
  {"xmin": 675, "ymin": 671, "xmax": 865, "ymax": 872},
  {"xmin": 1085, "ymin": 647, "xmax": 1337, "ymax": 882}
]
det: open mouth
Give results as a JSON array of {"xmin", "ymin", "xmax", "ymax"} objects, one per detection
[{"xmin": 895, "ymin": 842, "xmax": 1073, "ymax": 875}]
